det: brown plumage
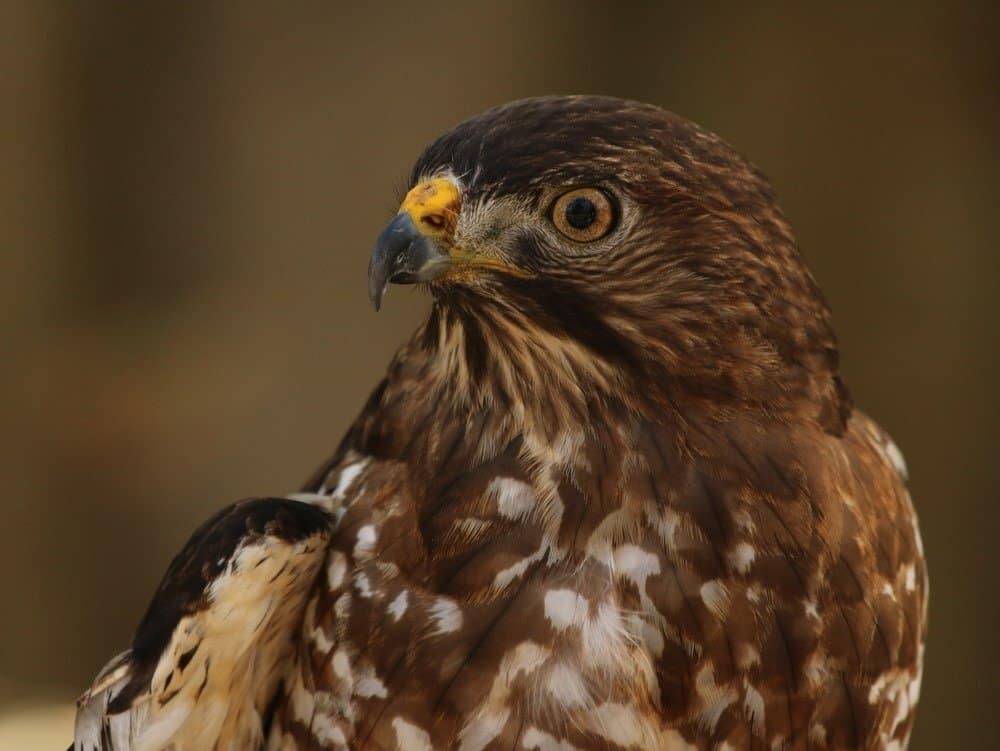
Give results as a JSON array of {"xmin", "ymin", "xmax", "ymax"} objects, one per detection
[{"xmin": 74, "ymin": 96, "xmax": 927, "ymax": 751}]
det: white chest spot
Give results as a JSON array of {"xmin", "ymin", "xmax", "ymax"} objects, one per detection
[
  {"xmin": 725, "ymin": 542, "xmax": 756, "ymax": 574},
  {"xmin": 392, "ymin": 717, "xmax": 433, "ymax": 751},
  {"xmin": 387, "ymin": 589, "xmax": 409, "ymax": 622},
  {"xmin": 331, "ymin": 460, "xmax": 368, "ymax": 500},
  {"xmin": 354, "ymin": 524, "xmax": 377, "ymax": 558},
  {"xmin": 488, "ymin": 476, "xmax": 536, "ymax": 520},
  {"xmin": 699, "ymin": 580, "xmax": 731, "ymax": 619},
  {"xmin": 522, "ymin": 726, "xmax": 581, "ymax": 751},
  {"xmin": 429, "ymin": 597, "xmax": 463, "ymax": 635},
  {"xmin": 614, "ymin": 544, "xmax": 661, "ymax": 595},
  {"xmin": 543, "ymin": 589, "xmax": 589, "ymax": 631}
]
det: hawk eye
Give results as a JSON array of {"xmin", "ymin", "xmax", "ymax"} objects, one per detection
[{"xmin": 551, "ymin": 188, "xmax": 615, "ymax": 242}]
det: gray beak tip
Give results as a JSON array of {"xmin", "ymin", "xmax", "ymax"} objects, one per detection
[
  {"xmin": 367, "ymin": 212, "xmax": 451, "ymax": 311},
  {"xmin": 368, "ymin": 268, "xmax": 386, "ymax": 312}
]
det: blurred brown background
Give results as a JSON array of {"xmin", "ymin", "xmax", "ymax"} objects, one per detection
[{"xmin": 1, "ymin": 2, "xmax": 997, "ymax": 748}]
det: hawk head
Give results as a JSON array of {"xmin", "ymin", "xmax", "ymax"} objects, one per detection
[{"xmin": 369, "ymin": 96, "xmax": 848, "ymax": 429}]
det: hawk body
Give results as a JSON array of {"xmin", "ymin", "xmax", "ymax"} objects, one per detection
[{"xmin": 74, "ymin": 97, "xmax": 927, "ymax": 750}]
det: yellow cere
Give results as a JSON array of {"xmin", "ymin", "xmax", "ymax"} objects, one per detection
[
  {"xmin": 400, "ymin": 175, "xmax": 532, "ymax": 280},
  {"xmin": 400, "ymin": 177, "xmax": 461, "ymax": 239}
]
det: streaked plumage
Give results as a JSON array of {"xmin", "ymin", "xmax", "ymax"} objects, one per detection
[
  {"xmin": 74, "ymin": 96, "xmax": 927, "ymax": 750},
  {"xmin": 74, "ymin": 499, "xmax": 331, "ymax": 750}
]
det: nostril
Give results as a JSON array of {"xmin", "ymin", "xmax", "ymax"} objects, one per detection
[{"xmin": 421, "ymin": 213, "xmax": 446, "ymax": 230}]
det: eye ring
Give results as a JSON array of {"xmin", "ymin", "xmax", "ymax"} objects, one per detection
[{"xmin": 550, "ymin": 188, "xmax": 616, "ymax": 242}]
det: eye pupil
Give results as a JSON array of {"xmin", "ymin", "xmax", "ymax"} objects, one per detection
[{"xmin": 564, "ymin": 197, "xmax": 596, "ymax": 229}]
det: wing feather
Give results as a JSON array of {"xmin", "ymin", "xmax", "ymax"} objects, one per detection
[{"xmin": 71, "ymin": 497, "xmax": 332, "ymax": 750}]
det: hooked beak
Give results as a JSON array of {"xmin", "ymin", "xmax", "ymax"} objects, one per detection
[{"xmin": 367, "ymin": 212, "xmax": 451, "ymax": 311}]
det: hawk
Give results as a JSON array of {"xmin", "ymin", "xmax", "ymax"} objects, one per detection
[{"xmin": 73, "ymin": 96, "xmax": 927, "ymax": 751}]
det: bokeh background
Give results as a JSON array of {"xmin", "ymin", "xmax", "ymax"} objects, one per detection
[{"xmin": 2, "ymin": 2, "xmax": 997, "ymax": 748}]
